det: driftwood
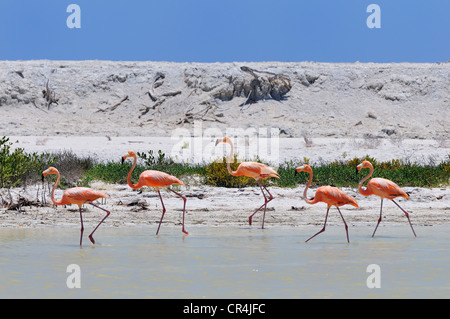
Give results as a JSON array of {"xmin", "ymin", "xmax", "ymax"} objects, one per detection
[
  {"xmin": 211, "ymin": 66, "xmax": 291, "ymax": 106},
  {"xmin": 138, "ymin": 98, "xmax": 166, "ymax": 118},
  {"xmin": 31, "ymin": 99, "xmax": 48, "ymax": 113},
  {"xmin": 42, "ymin": 80, "xmax": 59, "ymax": 109},
  {"xmin": 96, "ymin": 95, "xmax": 129, "ymax": 113},
  {"xmin": 161, "ymin": 91, "xmax": 182, "ymax": 97},
  {"xmin": 148, "ymin": 72, "xmax": 165, "ymax": 101},
  {"xmin": 176, "ymin": 101, "xmax": 224, "ymax": 125},
  {"xmin": 239, "ymin": 66, "xmax": 291, "ymax": 105}
]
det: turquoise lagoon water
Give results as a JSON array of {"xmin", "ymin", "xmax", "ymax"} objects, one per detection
[{"xmin": 0, "ymin": 225, "xmax": 448, "ymax": 298}]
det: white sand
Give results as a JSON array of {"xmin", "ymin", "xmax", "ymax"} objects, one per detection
[{"xmin": 1, "ymin": 182, "xmax": 449, "ymax": 231}]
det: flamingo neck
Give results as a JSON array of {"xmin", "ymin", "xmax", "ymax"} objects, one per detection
[
  {"xmin": 303, "ymin": 170, "xmax": 316, "ymax": 204},
  {"xmin": 358, "ymin": 165, "xmax": 374, "ymax": 196},
  {"xmin": 50, "ymin": 171, "xmax": 64, "ymax": 205},
  {"xmin": 127, "ymin": 155, "xmax": 142, "ymax": 189},
  {"xmin": 225, "ymin": 141, "xmax": 237, "ymax": 176}
]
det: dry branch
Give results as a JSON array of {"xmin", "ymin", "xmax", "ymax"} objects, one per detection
[
  {"xmin": 96, "ymin": 96, "xmax": 129, "ymax": 113},
  {"xmin": 42, "ymin": 80, "xmax": 59, "ymax": 110},
  {"xmin": 148, "ymin": 72, "xmax": 165, "ymax": 101}
]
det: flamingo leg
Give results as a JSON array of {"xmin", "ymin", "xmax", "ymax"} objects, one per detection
[
  {"xmin": 168, "ymin": 188, "xmax": 189, "ymax": 235},
  {"xmin": 391, "ymin": 199, "xmax": 417, "ymax": 237},
  {"xmin": 156, "ymin": 189, "xmax": 166, "ymax": 235},
  {"xmin": 87, "ymin": 202, "xmax": 110, "ymax": 244},
  {"xmin": 261, "ymin": 184, "xmax": 274, "ymax": 229},
  {"xmin": 306, "ymin": 206, "xmax": 330, "ymax": 243},
  {"xmin": 336, "ymin": 206, "xmax": 350, "ymax": 243},
  {"xmin": 79, "ymin": 206, "xmax": 84, "ymax": 246},
  {"xmin": 248, "ymin": 180, "xmax": 273, "ymax": 229},
  {"xmin": 372, "ymin": 198, "xmax": 384, "ymax": 237}
]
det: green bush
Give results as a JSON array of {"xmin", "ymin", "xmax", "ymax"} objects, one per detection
[{"xmin": 0, "ymin": 136, "xmax": 56, "ymax": 188}]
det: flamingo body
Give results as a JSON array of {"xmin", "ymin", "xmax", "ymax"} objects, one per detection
[
  {"xmin": 310, "ymin": 185, "xmax": 359, "ymax": 208},
  {"xmin": 58, "ymin": 187, "xmax": 110, "ymax": 207},
  {"xmin": 363, "ymin": 177, "xmax": 409, "ymax": 200},
  {"xmin": 136, "ymin": 170, "xmax": 184, "ymax": 189},
  {"xmin": 122, "ymin": 151, "xmax": 188, "ymax": 235},
  {"xmin": 233, "ymin": 162, "xmax": 280, "ymax": 179},
  {"xmin": 357, "ymin": 160, "xmax": 416, "ymax": 237}
]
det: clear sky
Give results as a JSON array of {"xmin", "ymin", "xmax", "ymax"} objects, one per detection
[{"xmin": 0, "ymin": 0, "xmax": 448, "ymax": 63}]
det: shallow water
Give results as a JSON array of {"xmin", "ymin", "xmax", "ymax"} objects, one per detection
[{"xmin": 0, "ymin": 225, "xmax": 449, "ymax": 298}]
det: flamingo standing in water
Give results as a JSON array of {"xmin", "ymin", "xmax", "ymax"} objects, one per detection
[
  {"xmin": 122, "ymin": 151, "xmax": 188, "ymax": 235},
  {"xmin": 42, "ymin": 167, "xmax": 111, "ymax": 246},
  {"xmin": 295, "ymin": 164, "xmax": 359, "ymax": 243},
  {"xmin": 215, "ymin": 136, "xmax": 279, "ymax": 228},
  {"xmin": 357, "ymin": 160, "xmax": 416, "ymax": 237}
]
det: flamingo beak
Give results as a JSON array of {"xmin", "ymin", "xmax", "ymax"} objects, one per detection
[
  {"xmin": 294, "ymin": 169, "xmax": 298, "ymax": 176},
  {"xmin": 121, "ymin": 156, "xmax": 125, "ymax": 164},
  {"xmin": 356, "ymin": 163, "xmax": 363, "ymax": 175},
  {"xmin": 42, "ymin": 170, "xmax": 49, "ymax": 181},
  {"xmin": 215, "ymin": 138, "xmax": 221, "ymax": 146}
]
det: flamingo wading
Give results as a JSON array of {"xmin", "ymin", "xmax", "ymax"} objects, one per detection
[
  {"xmin": 295, "ymin": 164, "xmax": 359, "ymax": 243},
  {"xmin": 42, "ymin": 167, "xmax": 111, "ymax": 246},
  {"xmin": 215, "ymin": 136, "xmax": 279, "ymax": 228},
  {"xmin": 122, "ymin": 151, "xmax": 188, "ymax": 235},
  {"xmin": 357, "ymin": 160, "xmax": 416, "ymax": 237}
]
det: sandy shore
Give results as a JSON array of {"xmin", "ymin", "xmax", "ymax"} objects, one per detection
[{"xmin": 1, "ymin": 181, "xmax": 449, "ymax": 231}]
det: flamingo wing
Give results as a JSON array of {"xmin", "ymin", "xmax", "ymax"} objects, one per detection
[
  {"xmin": 368, "ymin": 178, "xmax": 409, "ymax": 199},
  {"xmin": 315, "ymin": 186, "xmax": 359, "ymax": 208},
  {"xmin": 236, "ymin": 162, "xmax": 279, "ymax": 179},
  {"xmin": 63, "ymin": 187, "xmax": 109, "ymax": 205},
  {"xmin": 141, "ymin": 170, "xmax": 184, "ymax": 188}
]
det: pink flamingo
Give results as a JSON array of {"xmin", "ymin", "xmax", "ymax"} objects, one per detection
[
  {"xmin": 357, "ymin": 160, "xmax": 416, "ymax": 237},
  {"xmin": 296, "ymin": 164, "xmax": 359, "ymax": 243},
  {"xmin": 42, "ymin": 167, "xmax": 110, "ymax": 246},
  {"xmin": 215, "ymin": 136, "xmax": 279, "ymax": 228},
  {"xmin": 122, "ymin": 151, "xmax": 188, "ymax": 235}
]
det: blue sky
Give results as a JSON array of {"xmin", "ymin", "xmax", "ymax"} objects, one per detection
[{"xmin": 0, "ymin": 0, "xmax": 448, "ymax": 62}]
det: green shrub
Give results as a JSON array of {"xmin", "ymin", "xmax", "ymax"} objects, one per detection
[
  {"xmin": 0, "ymin": 136, "xmax": 56, "ymax": 188},
  {"xmin": 82, "ymin": 161, "xmax": 134, "ymax": 185}
]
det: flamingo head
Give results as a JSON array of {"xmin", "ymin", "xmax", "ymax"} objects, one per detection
[
  {"xmin": 42, "ymin": 167, "xmax": 58, "ymax": 181},
  {"xmin": 215, "ymin": 136, "xmax": 231, "ymax": 146},
  {"xmin": 356, "ymin": 160, "xmax": 372, "ymax": 172},
  {"xmin": 295, "ymin": 164, "xmax": 312, "ymax": 176},
  {"xmin": 122, "ymin": 150, "xmax": 136, "ymax": 163}
]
